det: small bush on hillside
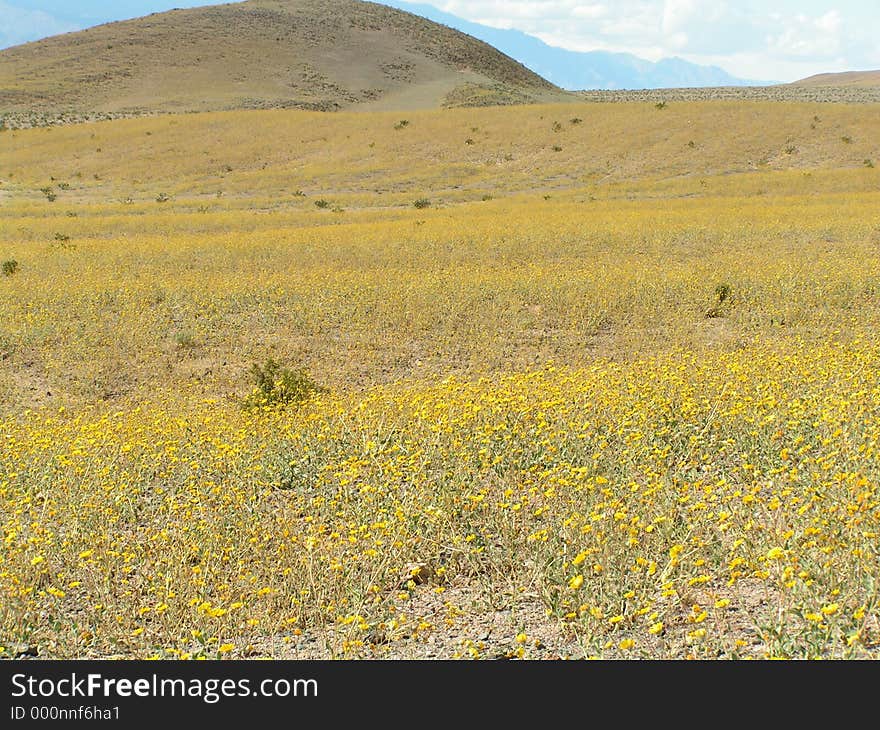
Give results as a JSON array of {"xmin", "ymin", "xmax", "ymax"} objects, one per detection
[
  {"xmin": 314, "ymin": 199, "xmax": 330, "ymax": 209},
  {"xmin": 394, "ymin": 119, "xmax": 409, "ymax": 130},
  {"xmin": 655, "ymin": 101, "xmax": 667, "ymax": 110},
  {"xmin": 174, "ymin": 331, "xmax": 196, "ymax": 349},
  {"xmin": 413, "ymin": 198, "xmax": 431, "ymax": 209},
  {"xmin": 156, "ymin": 192, "xmax": 171, "ymax": 203},
  {"xmin": 244, "ymin": 358, "xmax": 326, "ymax": 410},
  {"xmin": 2, "ymin": 260, "xmax": 19, "ymax": 277},
  {"xmin": 706, "ymin": 282, "xmax": 733, "ymax": 318},
  {"xmin": 52, "ymin": 233, "xmax": 75, "ymax": 249}
]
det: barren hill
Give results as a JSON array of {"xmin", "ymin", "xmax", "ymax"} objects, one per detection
[
  {"xmin": 0, "ymin": 0, "xmax": 566, "ymax": 119},
  {"xmin": 793, "ymin": 70, "xmax": 880, "ymax": 87}
]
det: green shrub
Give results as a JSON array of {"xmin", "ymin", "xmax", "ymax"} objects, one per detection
[
  {"xmin": 174, "ymin": 331, "xmax": 196, "ymax": 349},
  {"xmin": 706, "ymin": 282, "xmax": 733, "ymax": 318},
  {"xmin": 244, "ymin": 358, "xmax": 325, "ymax": 409},
  {"xmin": 715, "ymin": 282, "xmax": 732, "ymax": 303},
  {"xmin": 413, "ymin": 198, "xmax": 431, "ymax": 209},
  {"xmin": 2, "ymin": 259, "xmax": 19, "ymax": 277}
]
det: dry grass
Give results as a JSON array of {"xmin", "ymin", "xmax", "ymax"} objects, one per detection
[
  {"xmin": 2, "ymin": 100, "xmax": 879, "ymax": 191},
  {"xmin": 1, "ymin": 101, "xmax": 879, "ymax": 659}
]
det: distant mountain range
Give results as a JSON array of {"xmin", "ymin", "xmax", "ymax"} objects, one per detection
[{"xmin": 379, "ymin": 0, "xmax": 763, "ymax": 90}]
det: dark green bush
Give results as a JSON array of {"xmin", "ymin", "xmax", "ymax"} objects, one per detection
[
  {"xmin": 244, "ymin": 358, "xmax": 325, "ymax": 409},
  {"xmin": 706, "ymin": 282, "xmax": 733, "ymax": 318}
]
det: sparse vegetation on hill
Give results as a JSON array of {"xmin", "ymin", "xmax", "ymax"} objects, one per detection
[
  {"xmin": 0, "ymin": 0, "xmax": 564, "ymax": 122},
  {"xmin": 792, "ymin": 70, "xmax": 880, "ymax": 88},
  {"xmin": 577, "ymin": 84, "xmax": 880, "ymax": 105}
]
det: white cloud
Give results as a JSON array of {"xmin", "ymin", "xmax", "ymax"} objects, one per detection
[
  {"xmin": 661, "ymin": 0, "xmax": 698, "ymax": 34},
  {"xmin": 434, "ymin": 0, "xmax": 875, "ymax": 81},
  {"xmin": 0, "ymin": 1, "xmax": 78, "ymax": 48},
  {"xmin": 571, "ymin": 4, "xmax": 606, "ymax": 20},
  {"xmin": 766, "ymin": 10, "xmax": 842, "ymax": 59},
  {"xmin": 815, "ymin": 9, "xmax": 841, "ymax": 33}
]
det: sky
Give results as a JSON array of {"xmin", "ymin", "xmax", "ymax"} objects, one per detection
[{"xmin": 1, "ymin": 0, "xmax": 877, "ymax": 82}]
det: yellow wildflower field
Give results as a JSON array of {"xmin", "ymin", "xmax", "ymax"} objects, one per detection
[{"xmin": 1, "ymin": 102, "xmax": 879, "ymax": 658}]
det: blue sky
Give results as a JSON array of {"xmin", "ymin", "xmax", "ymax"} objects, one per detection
[{"xmin": 1, "ymin": 1, "xmax": 877, "ymax": 82}]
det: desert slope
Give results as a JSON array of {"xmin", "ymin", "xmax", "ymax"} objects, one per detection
[
  {"xmin": 792, "ymin": 70, "xmax": 880, "ymax": 87},
  {"xmin": 0, "ymin": 0, "xmax": 566, "ymax": 118}
]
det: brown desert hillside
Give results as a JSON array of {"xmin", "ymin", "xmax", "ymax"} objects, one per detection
[
  {"xmin": 0, "ymin": 0, "xmax": 567, "ymax": 120},
  {"xmin": 792, "ymin": 70, "xmax": 880, "ymax": 87}
]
